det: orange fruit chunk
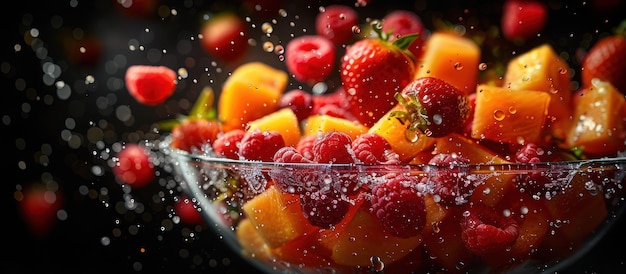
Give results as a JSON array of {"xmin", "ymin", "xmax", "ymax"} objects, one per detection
[{"xmin": 471, "ymin": 84, "xmax": 551, "ymax": 145}]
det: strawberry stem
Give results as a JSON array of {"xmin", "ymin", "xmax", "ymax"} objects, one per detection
[{"xmin": 389, "ymin": 92, "xmax": 433, "ymax": 138}]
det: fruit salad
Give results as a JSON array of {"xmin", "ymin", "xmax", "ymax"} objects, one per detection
[{"xmin": 111, "ymin": 1, "xmax": 626, "ymax": 273}]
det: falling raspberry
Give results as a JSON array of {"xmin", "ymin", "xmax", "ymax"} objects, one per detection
[
  {"xmin": 420, "ymin": 153, "xmax": 473, "ymax": 205},
  {"xmin": 239, "ymin": 130, "xmax": 285, "ymax": 162},
  {"xmin": 312, "ymin": 131, "xmax": 355, "ymax": 164},
  {"xmin": 352, "ymin": 133, "xmax": 401, "ymax": 165}
]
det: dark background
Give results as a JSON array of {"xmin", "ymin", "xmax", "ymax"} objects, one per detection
[{"xmin": 3, "ymin": 0, "xmax": 626, "ymax": 273}]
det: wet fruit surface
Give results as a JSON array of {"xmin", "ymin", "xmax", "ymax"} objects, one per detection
[{"xmin": 5, "ymin": 0, "xmax": 626, "ymax": 273}]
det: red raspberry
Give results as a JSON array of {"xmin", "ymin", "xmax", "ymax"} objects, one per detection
[
  {"xmin": 312, "ymin": 131, "xmax": 355, "ymax": 164},
  {"xmin": 171, "ymin": 119, "xmax": 222, "ymax": 153},
  {"xmin": 460, "ymin": 203, "xmax": 520, "ymax": 255},
  {"xmin": 311, "ymin": 87, "xmax": 350, "ymax": 114},
  {"xmin": 296, "ymin": 134, "xmax": 318, "ymax": 160},
  {"xmin": 212, "ymin": 129, "xmax": 245, "ymax": 159},
  {"xmin": 278, "ymin": 89, "xmax": 314, "ymax": 122},
  {"xmin": 352, "ymin": 133, "xmax": 400, "ymax": 165},
  {"xmin": 513, "ymin": 143, "xmax": 559, "ymax": 195},
  {"xmin": 300, "ymin": 188, "xmax": 350, "ymax": 227},
  {"xmin": 174, "ymin": 195, "xmax": 205, "ymax": 226},
  {"xmin": 113, "ymin": 143, "xmax": 155, "ymax": 188},
  {"xmin": 370, "ymin": 174, "xmax": 426, "ymax": 238},
  {"xmin": 420, "ymin": 153, "xmax": 473, "ymax": 205},
  {"xmin": 238, "ymin": 130, "xmax": 285, "ymax": 162},
  {"xmin": 315, "ymin": 5, "xmax": 358, "ymax": 45},
  {"xmin": 315, "ymin": 104, "xmax": 357, "ymax": 121},
  {"xmin": 271, "ymin": 146, "xmax": 319, "ymax": 194},
  {"xmin": 284, "ymin": 35, "xmax": 336, "ymax": 85},
  {"xmin": 125, "ymin": 65, "xmax": 177, "ymax": 105},
  {"xmin": 381, "ymin": 10, "xmax": 426, "ymax": 59}
]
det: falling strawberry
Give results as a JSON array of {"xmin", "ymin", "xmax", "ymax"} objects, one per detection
[
  {"xmin": 580, "ymin": 21, "xmax": 626, "ymax": 94},
  {"xmin": 391, "ymin": 77, "xmax": 471, "ymax": 138},
  {"xmin": 125, "ymin": 65, "xmax": 177, "ymax": 105},
  {"xmin": 340, "ymin": 30, "xmax": 417, "ymax": 127},
  {"xmin": 501, "ymin": 0, "xmax": 548, "ymax": 42}
]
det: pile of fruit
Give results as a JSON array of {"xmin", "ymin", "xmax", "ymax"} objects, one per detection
[{"xmin": 112, "ymin": 1, "xmax": 626, "ymax": 273}]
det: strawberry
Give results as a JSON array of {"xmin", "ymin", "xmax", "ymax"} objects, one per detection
[
  {"xmin": 125, "ymin": 65, "xmax": 177, "ymax": 105},
  {"xmin": 340, "ymin": 33, "xmax": 417, "ymax": 127},
  {"xmin": 113, "ymin": 143, "xmax": 155, "ymax": 188},
  {"xmin": 284, "ymin": 35, "xmax": 336, "ymax": 85},
  {"xmin": 580, "ymin": 21, "xmax": 626, "ymax": 94},
  {"xmin": 391, "ymin": 77, "xmax": 471, "ymax": 138},
  {"xmin": 315, "ymin": 5, "xmax": 359, "ymax": 45},
  {"xmin": 501, "ymin": 0, "xmax": 548, "ymax": 42}
]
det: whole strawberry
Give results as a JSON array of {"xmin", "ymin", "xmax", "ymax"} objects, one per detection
[
  {"xmin": 581, "ymin": 21, "xmax": 626, "ymax": 94},
  {"xmin": 340, "ymin": 31, "xmax": 417, "ymax": 127},
  {"xmin": 391, "ymin": 77, "xmax": 470, "ymax": 138}
]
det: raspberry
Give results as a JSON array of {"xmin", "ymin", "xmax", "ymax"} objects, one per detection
[
  {"xmin": 171, "ymin": 119, "xmax": 222, "ymax": 153},
  {"xmin": 311, "ymin": 87, "xmax": 350, "ymax": 114},
  {"xmin": 370, "ymin": 174, "xmax": 426, "ymax": 238},
  {"xmin": 513, "ymin": 143, "xmax": 558, "ymax": 195},
  {"xmin": 212, "ymin": 129, "xmax": 245, "ymax": 159},
  {"xmin": 315, "ymin": 104, "xmax": 357, "ymax": 121},
  {"xmin": 238, "ymin": 130, "xmax": 285, "ymax": 162},
  {"xmin": 460, "ymin": 203, "xmax": 520, "ymax": 255},
  {"xmin": 125, "ymin": 65, "xmax": 177, "ymax": 105},
  {"xmin": 278, "ymin": 89, "xmax": 313, "ymax": 122},
  {"xmin": 284, "ymin": 35, "xmax": 336, "ymax": 84},
  {"xmin": 352, "ymin": 133, "xmax": 400, "ymax": 165},
  {"xmin": 296, "ymin": 134, "xmax": 318, "ymax": 160},
  {"xmin": 312, "ymin": 131, "xmax": 355, "ymax": 164},
  {"xmin": 420, "ymin": 153, "xmax": 473, "ymax": 205},
  {"xmin": 271, "ymin": 146, "xmax": 319, "ymax": 194},
  {"xmin": 300, "ymin": 188, "xmax": 350, "ymax": 227},
  {"xmin": 315, "ymin": 5, "xmax": 358, "ymax": 45},
  {"xmin": 113, "ymin": 143, "xmax": 155, "ymax": 188}
]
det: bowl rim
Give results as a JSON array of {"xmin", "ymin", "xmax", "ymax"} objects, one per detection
[{"xmin": 152, "ymin": 136, "xmax": 626, "ymax": 273}]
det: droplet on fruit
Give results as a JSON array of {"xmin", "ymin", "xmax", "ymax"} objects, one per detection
[{"xmin": 493, "ymin": 109, "xmax": 506, "ymax": 121}]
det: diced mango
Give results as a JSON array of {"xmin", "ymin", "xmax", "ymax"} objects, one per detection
[
  {"xmin": 247, "ymin": 108, "xmax": 302, "ymax": 147},
  {"xmin": 471, "ymin": 84, "xmax": 551, "ymax": 145},
  {"xmin": 330, "ymin": 206, "xmax": 423, "ymax": 267},
  {"xmin": 241, "ymin": 185, "xmax": 315, "ymax": 248},
  {"xmin": 302, "ymin": 114, "xmax": 368, "ymax": 141},
  {"xmin": 433, "ymin": 133, "xmax": 516, "ymax": 206},
  {"xmin": 566, "ymin": 79, "xmax": 626, "ymax": 157},
  {"xmin": 369, "ymin": 104, "xmax": 437, "ymax": 162},
  {"xmin": 503, "ymin": 44, "xmax": 573, "ymax": 140},
  {"xmin": 236, "ymin": 218, "xmax": 271, "ymax": 261},
  {"xmin": 218, "ymin": 62, "xmax": 288, "ymax": 131},
  {"xmin": 415, "ymin": 32, "xmax": 481, "ymax": 95}
]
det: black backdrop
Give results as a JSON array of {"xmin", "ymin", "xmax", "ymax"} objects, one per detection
[{"xmin": 3, "ymin": 0, "xmax": 626, "ymax": 273}]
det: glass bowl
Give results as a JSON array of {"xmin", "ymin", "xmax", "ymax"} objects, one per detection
[{"xmin": 154, "ymin": 136, "xmax": 626, "ymax": 274}]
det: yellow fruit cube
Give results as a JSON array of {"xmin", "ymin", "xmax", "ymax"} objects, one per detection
[
  {"xmin": 302, "ymin": 114, "xmax": 368, "ymax": 141},
  {"xmin": 247, "ymin": 108, "xmax": 302, "ymax": 147}
]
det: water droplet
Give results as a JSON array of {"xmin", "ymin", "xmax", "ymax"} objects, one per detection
[
  {"xmin": 262, "ymin": 41, "xmax": 274, "ymax": 52},
  {"xmin": 370, "ymin": 256, "xmax": 385, "ymax": 272},
  {"xmin": 352, "ymin": 25, "xmax": 361, "ymax": 34},
  {"xmin": 261, "ymin": 22, "xmax": 273, "ymax": 34},
  {"xmin": 454, "ymin": 62, "xmax": 463, "ymax": 70},
  {"xmin": 508, "ymin": 106, "xmax": 517, "ymax": 114},
  {"xmin": 274, "ymin": 45, "xmax": 284, "ymax": 55},
  {"xmin": 493, "ymin": 109, "xmax": 506, "ymax": 121},
  {"xmin": 478, "ymin": 63, "xmax": 487, "ymax": 71},
  {"xmin": 405, "ymin": 130, "xmax": 419, "ymax": 143}
]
